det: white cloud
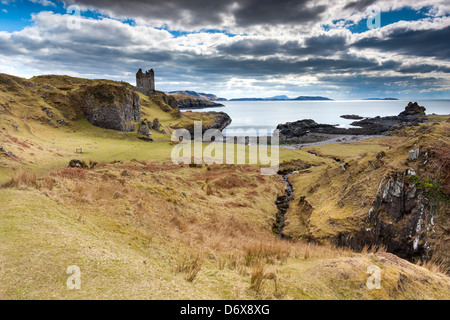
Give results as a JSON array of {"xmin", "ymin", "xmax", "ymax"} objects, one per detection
[
  {"xmin": 29, "ymin": 0, "xmax": 56, "ymax": 7},
  {"xmin": 0, "ymin": 5, "xmax": 448, "ymax": 98}
]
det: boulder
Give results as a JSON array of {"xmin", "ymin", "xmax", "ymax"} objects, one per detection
[
  {"xmin": 152, "ymin": 118, "xmax": 161, "ymax": 132},
  {"xmin": 138, "ymin": 123, "xmax": 150, "ymax": 136}
]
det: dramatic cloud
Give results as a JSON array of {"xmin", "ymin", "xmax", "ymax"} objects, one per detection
[
  {"xmin": 353, "ymin": 25, "xmax": 450, "ymax": 60},
  {"xmin": 64, "ymin": 0, "xmax": 328, "ymax": 29},
  {"xmin": 0, "ymin": 0, "xmax": 448, "ymax": 98}
]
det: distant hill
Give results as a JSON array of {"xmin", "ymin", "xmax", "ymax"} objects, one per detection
[
  {"xmin": 292, "ymin": 96, "xmax": 332, "ymax": 101},
  {"xmin": 363, "ymin": 98, "xmax": 399, "ymax": 100},
  {"xmin": 168, "ymin": 90, "xmax": 227, "ymax": 102},
  {"xmin": 230, "ymin": 95, "xmax": 332, "ymax": 101},
  {"xmin": 269, "ymin": 95, "xmax": 291, "ymax": 100}
]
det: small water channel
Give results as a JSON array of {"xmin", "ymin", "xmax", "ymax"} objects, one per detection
[{"xmin": 273, "ymin": 174, "xmax": 294, "ymax": 238}]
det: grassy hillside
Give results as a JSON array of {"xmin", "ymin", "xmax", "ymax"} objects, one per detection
[
  {"xmin": 1, "ymin": 162, "xmax": 449, "ymax": 299},
  {"xmin": 0, "ymin": 73, "xmax": 449, "ymax": 299}
]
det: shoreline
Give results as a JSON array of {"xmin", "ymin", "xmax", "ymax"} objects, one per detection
[
  {"xmin": 278, "ymin": 133, "xmax": 385, "ymax": 149},
  {"xmin": 179, "ymin": 105, "xmax": 224, "ymax": 110},
  {"xmin": 213, "ymin": 133, "xmax": 385, "ymax": 148}
]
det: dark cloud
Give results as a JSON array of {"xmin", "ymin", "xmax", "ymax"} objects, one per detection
[
  {"xmin": 65, "ymin": 0, "xmax": 326, "ymax": 28},
  {"xmin": 216, "ymin": 35, "xmax": 348, "ymax": 57},
  {"xmin": 352, "ymin": 25, "xmax": 450, "ymax": 60},
  {"xmin": 399, "ymin": 64, "xmax": 450, "ymax": 74},
  {"xmin": 232, "ymin": 0, "xmax": 327, "ymax": 26},
  {"xmin": 175, "ymin": 53, "xmax": 400, "ymax": 78},
  {"xmin": 343, "ymin": 0, "xmax": 379, "ymax": 11}
]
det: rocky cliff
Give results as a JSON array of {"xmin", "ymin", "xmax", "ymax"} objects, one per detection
[
  {"xmin": 336, "ymin": 170, "xmax": 438, "ymax": 261},
  {"xmin": 168, "ymin": 90, "xmax": 226, "ymax": 102},
  {"xmin": 168, "ymin": 93, "xmax": 224, "ymax": 109},
  {"xmin": 76, "ymin": 83, "xmax": 141, "ymax": 132}
]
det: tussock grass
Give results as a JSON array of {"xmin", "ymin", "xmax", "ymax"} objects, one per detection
[
  {"xmin": 1, "ymin": 171, "xmax": 38, "ymax": 189},
  {"xmin": 174, "ymin": 254, "xmax": 204, "ymax": 283}
]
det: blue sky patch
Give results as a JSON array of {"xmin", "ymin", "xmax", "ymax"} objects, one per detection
[{"xmin": 322, "ymin": 6, "xmax": 440, "ymax": 34}]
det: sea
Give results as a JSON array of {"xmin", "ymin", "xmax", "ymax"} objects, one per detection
[{"xmin": 189, "ymin": 100, "xmax": 450, "ymax": 136}]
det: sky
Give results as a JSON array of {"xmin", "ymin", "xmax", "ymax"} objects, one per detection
[{"xmin": 0, "ymin": 0, "xmax": 449, "ymax": 99}]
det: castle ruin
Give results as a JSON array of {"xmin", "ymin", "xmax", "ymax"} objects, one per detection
[{"xmin": 136, "ymin": 68, "xmax": 155, "ymax": 95}]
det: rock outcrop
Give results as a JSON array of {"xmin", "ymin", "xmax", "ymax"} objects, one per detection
[
  {"xmin": 336, "ymin": 170, "xmax": 436, "ymax": 261},
  {"xmin": 208, "ymin": 111, "xmax": 232, "ymax": 132},
  {"xmin": 277, "ymin": 102, "xmax": 427, "ymax": 143},
  {"xmin": 168, "ymin": 90, "xmax": 226, "ymax": 102},
  {"xmin": 398, "ymin": 102, "xmax": 426, "ymax": 119},
  {"xmin": 169, "ymin": 93, "xmax": 224, "ymax": 109},
  {"xmin": 340, "ymin": 114, "xmax": 363, "ymax": 120},
  {"xmin": 78, "ymin": 83, "xmax": 141, "ymax": 132},
  {"xmin": 171, "ymin": 111, "xmax": 232, "ymax": 138}
]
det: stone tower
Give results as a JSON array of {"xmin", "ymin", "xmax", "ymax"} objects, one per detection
[{"xmin": 136, "ymin": 68, "xmax": 155, "ymax": 95}]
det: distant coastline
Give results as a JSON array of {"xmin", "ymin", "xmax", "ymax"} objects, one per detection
[
  {"xmin": 229, "ymin": 96, "xmax": 332, "ymax": 101},
  {"xmin": 363, "ymin": 97, "xmax": 399, "ymax": 100}
]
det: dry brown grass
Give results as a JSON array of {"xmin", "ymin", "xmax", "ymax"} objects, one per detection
[
  {"xmin": 1, "ymin": 171, "xmax": 38, "ymax": 189},
  {"xmin": 53, "ymin": 167, "xmax": 87, "ymax": 180},
  {"xmin": 416, "ymin": 259, "xmax": 449, "ymax": 275},
  {"xmin": 3, "ymin": 157, "xmax": 448, "ymax": 299},
  {"xmin": 174, "ymin": 254, "xmax": 204, "ymax": 282},
  {"xmin": 243, "ymin": 242, "xmax": 290, "ymax": 266}
]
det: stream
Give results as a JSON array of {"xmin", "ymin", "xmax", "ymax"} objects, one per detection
[{"xmin": 273, "ymin": 174, "xmax": 294, "ymax": 238}]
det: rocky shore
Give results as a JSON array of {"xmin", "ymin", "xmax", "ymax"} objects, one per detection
[
  {"xmin": 277, "ymin": 102, "xmax": 427, "ymax": 144},
  {"xmin": 169, "ymin": 93, "xmax": 224, "ymax": 109}
]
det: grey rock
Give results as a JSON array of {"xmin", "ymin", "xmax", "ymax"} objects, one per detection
[
  {"xmin": 80, "ymin": 84, "xmax": 141, "ymax": 132},
  {"xmin": 42, "ymin": 107, "xmax": 53, "ymax": 118},
  {"xmin": 152, "ymin": 118, "xmax": 161, "ymax": 132},
  {"xmin": 57, "ymin": 119, "xmax": 69, "ymax": 126},
  {"xmin": 138, "ymin": 123, "xmax": 150, "ymax": 136}
]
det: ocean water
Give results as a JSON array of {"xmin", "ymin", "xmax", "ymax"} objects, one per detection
[{"xmin": 191, "ymin": 100, "xmax": 450, "ymax": 135}]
